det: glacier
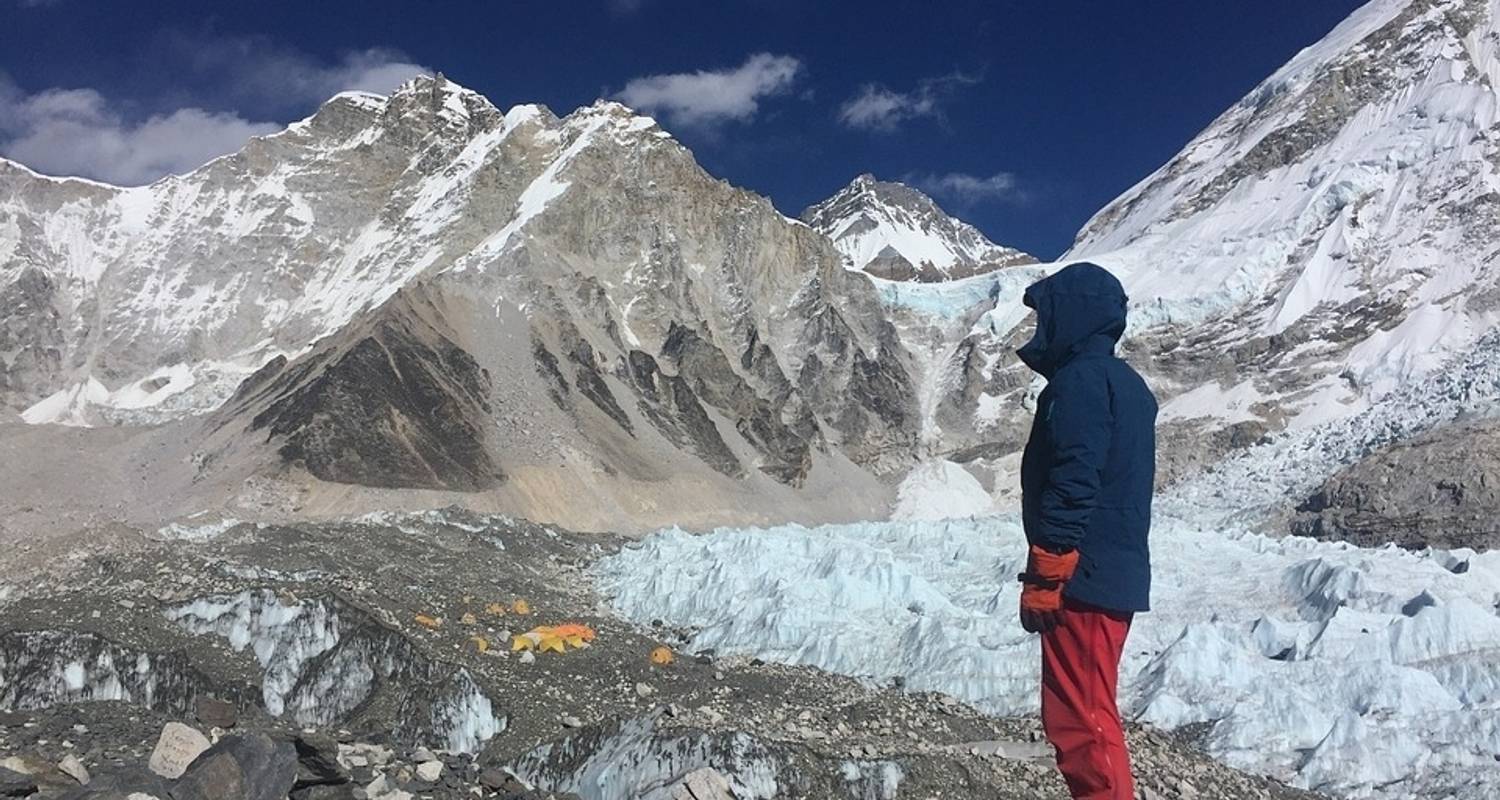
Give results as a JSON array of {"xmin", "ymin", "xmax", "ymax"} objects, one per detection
[
  {"xmin": 596, "ymin": 326, "xmax": 1500, "ymax": 798},
  {"xmin": 597, "ymin": 511, "xmax": 1500, "ymax": 799}
]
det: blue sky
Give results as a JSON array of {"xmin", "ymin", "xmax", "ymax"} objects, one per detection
[{"xmin": 1, "ymin": 0, "xmax": 1365, "ymax": 257}]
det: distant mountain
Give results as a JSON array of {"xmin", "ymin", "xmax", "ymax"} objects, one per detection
[{"xmin": 801, "ymin": 174, "xmax": 1034, "ymax": 282}]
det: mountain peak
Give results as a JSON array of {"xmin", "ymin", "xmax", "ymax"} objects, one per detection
[{"xmin": 802, "ymin": 175, "xmax": 1034, "ymax": 282}]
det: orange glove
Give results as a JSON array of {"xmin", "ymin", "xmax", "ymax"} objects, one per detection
[{"xmin": 1018, "ymin": 545, "xmax": 1078, "ymax": 633}]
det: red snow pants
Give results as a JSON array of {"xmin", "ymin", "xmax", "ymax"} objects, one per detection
[{"xmin": 1040, "ymin": 598, "xmax": 1135, "ymax": 800}]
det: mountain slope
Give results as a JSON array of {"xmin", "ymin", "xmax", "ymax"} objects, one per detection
[
  {"xmin": 0, "ymin": 75, "xmax": 915, "ymax": 531},
  {"xmin": 861, "ymin": 0, "xmax": 1500, "ymax": 494},
  {"xmin": 801, "ymin": 174, "xmax": 1034, "ymax": 282},
  {"xmin": 1072, "ymin": 0, "xmax": 1500, "ymax": 416}
]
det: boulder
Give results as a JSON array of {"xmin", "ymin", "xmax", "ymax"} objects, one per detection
[
  {"xmin": 293, "ymin": 733, "xmax": 348, "ymax": 788},
  {"xmin": 171, "ymin": 733, "xmax": 296, "ymax": 800},
  {"xmin": 147, "ymin": 722, "xmax": 211, "ymax": 780}
]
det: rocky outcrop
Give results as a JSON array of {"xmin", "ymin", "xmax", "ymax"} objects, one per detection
[
  {"xmin": 230, "ymin": 286, "xmax": 502, "ymax": 493},
  {"xmin": 1291, "ymin": 416, "xmax": 1500, "ymax": 550},
  {"xmin": 0, "ymin": 268, "xmax": 65, "ymax": 416}
]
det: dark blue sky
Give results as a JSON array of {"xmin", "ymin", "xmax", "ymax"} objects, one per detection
[{"xmin": 1, "ymin": 0, "xmax": 1366, "ymax": 257}]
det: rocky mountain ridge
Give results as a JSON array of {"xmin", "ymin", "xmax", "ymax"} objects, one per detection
[{"xmin": 1, "ymin": 75, "xmax": 918, "ymax": 531}]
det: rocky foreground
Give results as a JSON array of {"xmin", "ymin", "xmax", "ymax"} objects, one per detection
[{"xmin": 0, "ymin": 509, "xmax": 1321, "ymax": 799}]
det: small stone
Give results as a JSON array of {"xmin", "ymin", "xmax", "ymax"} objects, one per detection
[
  {"xmin": 635, "ymin": 682, "xmax": 655, "ymax": 698},
  {"xmin": 147, "ymin": 722, "xmax": 211, "ymax": 779},
  {"xmin": 58, "ymin": 753, "xmax": 90, "ymax": 785},
  {"xmin": 415, "ymin": 760, "xmax": 442, "ymax": 782},
  {"xmin": 364, "ymin": 774, "xmax": 390, "ymax": 796},
  {"xmin": 561, "ymin": 715, "xmax": 583, "ymax": 728},
  {"xmin": 410, "ymin": 747, "xmax": 437, "ymax": 763},
  {"xmin": 519, "ymin": 650, "xmax": 536, "ymax": 664}
]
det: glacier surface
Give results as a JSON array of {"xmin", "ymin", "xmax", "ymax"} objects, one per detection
[{"xmin": 597, "ymin": 512, "xmax": 1500, "ymax": 799}]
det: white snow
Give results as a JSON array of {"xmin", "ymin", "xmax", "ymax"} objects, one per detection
[
  {"xmin": 1158, "ymin": 379, "xmax": 1266, "ymax": 425},
  {"xmin": 20, "ymin": 378, "xmax": 110, "ymax": 426},
  {"xmin": 891, "ymin": 461, "xmax": 996, "ymax": 521}
]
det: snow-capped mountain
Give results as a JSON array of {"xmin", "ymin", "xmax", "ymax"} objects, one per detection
[
  {"xmin": 801, "ymin": 174, "xmax": 1034, "ymax": 282},
  {"xmin": 872, "ymin": 0, "xmax": 1500, "ymax": 491},
  {"xmin": 1072, "ymin": 0, "xmax": 1500, "ymax": 417},
  {"xmin": 0, "ymin": 75, "xmax": 917, "ymax": 531}
]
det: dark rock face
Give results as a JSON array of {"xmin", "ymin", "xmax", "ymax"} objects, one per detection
[
  {"xmin": 0, "ymin": 267, "xmax": 65, "ymax": 414},
  {"xmin": 625, "ymin": 350, "xmax": 744, "ymax": 479},
  {"xmin": 1291, "ymin": 417, "xmax": 1500, "ymax": 550},
  {"xmin": 195, "ymin": 696, "xmax": 238, "ymax": 729},
  {"xmin": 792, "ymin": 293, "xmax": 919, "ymax": 474},
  {"xmin": 660, "ymin": 323, "xmax": 819, "ymax": 485},
  {"xmin": 239, "ymin": 291, "xmax": 502, "ymax": 492}
]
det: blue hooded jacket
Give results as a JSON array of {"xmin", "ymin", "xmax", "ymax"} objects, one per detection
[{"xmin": 1018, "ymin": 262, "xmax": 1157, "ymax": 613}]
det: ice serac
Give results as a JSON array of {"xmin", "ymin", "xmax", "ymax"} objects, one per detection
[
  {"xmin": 802, "ymin": 174, "xmax": 1035, "ymax": 282},
  {"xmin": 1070, "ymin": 0, "xmax": 1500, "ymax": 425}
]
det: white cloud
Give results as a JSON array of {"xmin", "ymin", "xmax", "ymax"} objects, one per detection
[
  {"xmin": 617, "ymin": 53, "xmax": 802, "ymax": 128},
  {"xmin": 909, "ymin": 171, "xmax": 1024, "ymax": 205},
  {"xmin": 0, "ymin": 44, "xmax": 430, "ymax": 186},
  {"xmin": 838, "ymin": 72, "xmax": 980, "ymax": 132},
  {"xmin": 0, "ymin": 78, "xmax": 279, "ymax": 185},
  {"xmin": 195, "ymin": 43, "xmax": 431, "ymax": 107}
]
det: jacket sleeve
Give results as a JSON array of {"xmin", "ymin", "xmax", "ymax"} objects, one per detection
[{"xmin": 1034, "ymin": 366, "xmax": 1113, "ymax": 550}]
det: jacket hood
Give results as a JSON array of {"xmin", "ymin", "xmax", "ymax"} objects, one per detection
[{"xmin": 1016, "ymin": 262, "xmax": 1128, "ymax": 378}]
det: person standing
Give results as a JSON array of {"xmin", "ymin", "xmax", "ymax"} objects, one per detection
[{"xmin": 1015, "ymin": 262, "xmax": 1158, "ymax": 800}]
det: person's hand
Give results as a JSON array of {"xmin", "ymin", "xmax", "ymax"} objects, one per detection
[{"xmin": 1017, "ymin": 545, "xmax": 1078, "ymax": 634}]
